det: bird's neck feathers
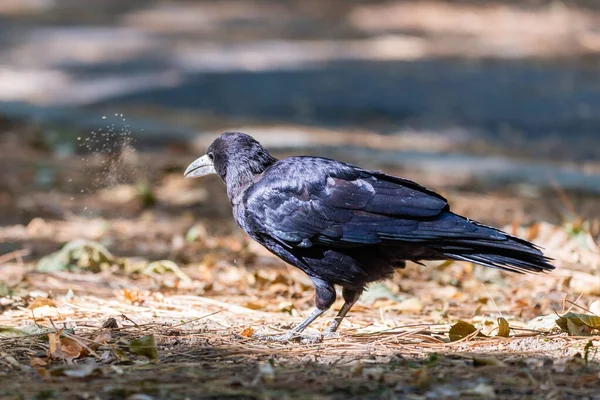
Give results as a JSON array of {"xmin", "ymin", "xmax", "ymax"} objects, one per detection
[{"xmin": 224, "ymin": 150, "xmax": 277, "ymax": 203}]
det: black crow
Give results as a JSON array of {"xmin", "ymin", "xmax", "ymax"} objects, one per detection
[{"xmin": 184, "ymin": 132, "xmax": 554, "ymax": 340}]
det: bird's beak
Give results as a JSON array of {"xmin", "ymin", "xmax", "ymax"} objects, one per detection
[{"xmin": 184, "ymin": 154, "xmax": 216, "ymax": 178}]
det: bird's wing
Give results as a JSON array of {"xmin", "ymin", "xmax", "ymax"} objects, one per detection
[{"xmin": 243, "ymin": 158, "xmax": 468, "ymax": 249}]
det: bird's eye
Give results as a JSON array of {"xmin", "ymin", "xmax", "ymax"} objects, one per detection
[{"xmin": 207, "ymin": 152, "xmax": 215, "ymax": 161}]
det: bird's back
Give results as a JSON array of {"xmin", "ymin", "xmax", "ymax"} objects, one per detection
[{"xmin": 239, "ymin": 155, "xmax": 553, "ymax": 290}]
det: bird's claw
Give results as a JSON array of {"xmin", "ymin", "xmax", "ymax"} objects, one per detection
[
  {"xmin": 322, "ymin": 330, "xmax": 340, "ymax": 339},
  {"xmin": 300, "ymin": 334, "xmax": 324, "ymax": 344},
  {"xmin": 250, "ymin": 332, "xmax": 325, "ymax": 344}
]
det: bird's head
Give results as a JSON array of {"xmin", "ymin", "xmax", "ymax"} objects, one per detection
[{"xmin": 184, "ymin": 132, "xmax": 277, "ymax": 187}]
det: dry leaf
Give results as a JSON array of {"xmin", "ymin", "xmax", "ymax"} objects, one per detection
[
  {"xmin": 90, "ymin": 330, "xmax": 111, "ymax": 350},
  {"xmin": 48, "ymin": 331, "xmax": 61, "ymax": 357},
  {"xmin": 395, "ymin": 297, "xmax": 424, "ymax": 312},
  {"xmin": 566, "ymin": 319, "xmax": 587, "ymax": 336},
  {"xmin": 48, "ymin": 332, "xmax": 83, "ymax": 360},
  {"xmin": 243, "ymin": 301, "xmax": 267, "ymax": 310},
  {"xmin": 28, "ymin": 298, "xmax": 56, "ymax": 310},
  {"xmin": 568, "ymin": 272, "xmax": 600, "ymax": 296},
  {"xmin": 359, "ymin": 282, "xmax": 399, "ymax": 304},
  {"xmin": 514, "ymin": 299, "xmax": 530, "ymax": 308},
  {"xmin": 102, "ymin": 318, "xmax": 119, "ymax": 329},
  {"xmin": 556, "ymin": 312, "xmax": 600, "ymax": 336},
  {"xmin": 526, "ymin": 223, "xmax": 540, "ymax": 241},
  {"xmin": 120, "ymin": 289, "xmax": 143, "ymax": 305},
  {"xmin": 30, "ymin": 357, "xmax": 48, "ymax": 367},
  {"xmin": 144, "ymin": 260, "xmax": 191, "ymax": 282},
  {"xmin": 127, "ymin": 335, "xmax": 158, "ymax": 361},
  {"xmin": 497, "ymin": 317, "xmax": 510, "ymax": 337},
  {"xmin": 0, "ymin": 326, "xmax": 27, "ymax": 338},
  {"xmin": 239, "ymin": 327, "xmax": 255, "ymax": 337},
  {"xmin": 449, "ymin": 321, "xmax": 478, "ymax": 342},
  {"xmin": 525, "ymin": 314, "xmax": 558, "ymax": 332},
  {"xmin": 36, "ymin": 239, "xmax": 116, "ymax": 273},
  {"xmin": 113, "ymin": 348, "xmax": 130, "ymax": 362},
  {"xmin": 590, "ymin": 300, "xmax": 600, "ymax": 316}
]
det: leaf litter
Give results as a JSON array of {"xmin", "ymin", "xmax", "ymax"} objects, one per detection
[
  {"xmin": 0, "ymin": 119, "xmax": 599, "ymax": 398},
  {"xmin": 1, "ymin": 220, "xmax": 597, "ymax": 399}
]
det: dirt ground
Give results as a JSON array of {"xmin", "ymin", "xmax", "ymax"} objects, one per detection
[{"xmin": 0, "ymin": 120, "xmax": 599, "ymax": 399}]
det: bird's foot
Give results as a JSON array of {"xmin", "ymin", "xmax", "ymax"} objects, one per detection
[
  {"xmin": 322, "ymin": 330, "xmax": 340, "ymax": 339},
  {"xmin": 251, "ymin": 332, "xmax": 324, "ymax": 344},
  {"xmin": 323, "ymin": 320, "xmax": 341, "ymax": 336}
]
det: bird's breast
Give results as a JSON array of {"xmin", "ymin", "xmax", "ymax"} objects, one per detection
[{"xmin": 231, "ymin": 201, "xmax": 249, "ymax": 230}]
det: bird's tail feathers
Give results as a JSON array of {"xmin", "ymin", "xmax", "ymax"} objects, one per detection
[{"xmin": 440, "ymin": 238, "xmax": 554, "ymax": 274}]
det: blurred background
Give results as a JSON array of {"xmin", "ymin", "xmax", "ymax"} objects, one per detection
[{"xmin": 1, "ymin": 0, "xmax": 599, "ymax": 256}]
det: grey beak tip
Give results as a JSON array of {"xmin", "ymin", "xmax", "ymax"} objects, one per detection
[{"xmin": 184, "ymin": 154, "xmax": 216, "ymax": 178}]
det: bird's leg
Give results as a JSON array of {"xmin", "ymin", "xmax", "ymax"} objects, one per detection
[
  {"xmin": 253, "ymin": 279, "xmax": 335, "ymax": 342},
  {"xmin": 272, "ymin": 307, "xmax": 327, "ymax": 341},
  {"xmin": 324, "ymin": 288, "xmax": 362, "ymax": 335}
]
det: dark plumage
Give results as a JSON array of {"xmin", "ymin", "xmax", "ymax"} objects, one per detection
[{"xmin": 185, "ymin": 132, "xmax": 554, "ymax": 340}]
